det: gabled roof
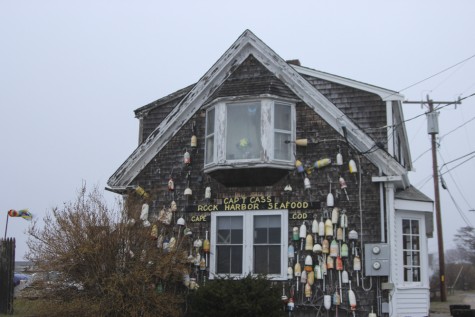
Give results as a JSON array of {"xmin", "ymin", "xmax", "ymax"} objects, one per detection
[{"xmin": 108, "ymin": 30, "xmax": 408, "ymax": 190}]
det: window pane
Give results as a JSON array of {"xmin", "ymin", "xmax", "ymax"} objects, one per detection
[
  {"xmin": 412, "ymin": 251, "xmax": 420, "ymax": 266},
  {"xmin": 274, "ymin": 132, "xmax": 291, "ymax": 160},
  {"xmin": 411, "ymin": 220, "xmax": 419, "ymax": 234},
  {"xmin": 231, "ymin": 229, "xmax": 243, "ymax": 244},
  {"xmin": 403, "ymin": 235, "xmax": 411, "ymax": 250},
  {"xmin": 275, "ymin": 103, "xmax": 291, "ymax": 130},
  {"xmin": 254, "ymin": 227, "xmax": 268, "ymax": 244},
  {"xmin": 412, "ymin": 236, "xmax": 420, "ymax": 250},
  {"xmin": 226, "ymin": 103, "xmax": 261, "ymax": 160},
  {"xmin": 205, "ymin": 136, "xmax": 214, "ymax": 164},
  {"xmin": 402, "ymin": 219, "xmax": 411, "ymax": 234},
  {"xmin": 254, "ymin": 215, "xmax": 281, "ymax": 244},
  {"xmin": 254, "ymin": 246, "xmax": 281, "ymax": 274},
  {"xmin": 206, "ymin": 108, "xmax": 215, "ymax": 134},
  {"xmin": 269, "ymin": 227, "xmax": 281, "ymax": 244},
  {"xmin": 217, "ymin": 246, "xmax": 243, "ymax": 274},
  {"xmin": 217, "ymin": 229, "xmax": 230, "ymax": 244},
  {"xmin": 412, "ymin": 268, "xmax": 421, "ymax": 282},
  {"xmin": 403, "ymin": 251, "xmax": 410, "ymax": 265},
  {"xmin": 217, "ymin": 245, "xmax": 230, "ymax": 273},
  {"xmin": 217, "ymin": 216, "xmax": 243, "ymax": 244}
]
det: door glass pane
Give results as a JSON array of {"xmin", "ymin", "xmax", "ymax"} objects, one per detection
[
  {"xmin": 403, "ymin": 236, "xmax": 411, "ymax": 249},
  {"xmin": 411, "ymin": 220, "xmax": 419, "ymax": 234},
  {"xmin": 226, "ymin": 103, "xmax": 261, "ymax": 160},
  {"xmin": 401, "ymin": 218, "xmax": 422, "ymax": 283}
]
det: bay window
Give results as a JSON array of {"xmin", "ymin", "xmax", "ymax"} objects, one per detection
[{"xmin": 204, "ymin": 98, "xmax": 295, "ymax": 168}]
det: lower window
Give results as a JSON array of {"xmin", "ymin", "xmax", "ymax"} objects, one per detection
[{"xmin": 210, "ymin": 210, "xmax": 288, "ymax": 280}]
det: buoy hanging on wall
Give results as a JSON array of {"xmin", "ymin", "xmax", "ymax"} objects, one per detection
[
  {"xmin": 205, "ymin": 186, "xmax": 211, "ymax": 200},
  {"xmin": 184, "ymin": 149, "xmax": 191, "ymax": 165},
  {"xmin": 168, "ymin": 178, "xmax": 175, "ymax": 191},
  {"xmin": 314, "ymin": 158, "xmax": 331, "ymax": 169},
  {"xmin": 304, "ymin": 177, "xmax": 311, "ymax": 189},
  {"xmin": 336, "ymin": 151, "xmax": 343, "ymax": 166},
  {"xmin": 349, "ymin": 159, "xmax": 357, "ymax": 173},
  {"xmin": 295, "ymin": 160, "xmax": 304, "ymax": 173}
]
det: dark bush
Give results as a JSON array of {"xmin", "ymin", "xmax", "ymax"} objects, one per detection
[{"xmin": 187, "ymin": 274, "xmax": 285, "ymax": 317}]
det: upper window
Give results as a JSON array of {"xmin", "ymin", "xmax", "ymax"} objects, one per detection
[
  {"xmin": 402, "ymin": 219, "xmax": 421, "ymax": 282},
  {"xmin": 205, "ymin": 99, "xmax": 295, "ymax": 167},
  {"xmin": 210, "ymin": 210, "xmax": 288, "ymax": 280}
]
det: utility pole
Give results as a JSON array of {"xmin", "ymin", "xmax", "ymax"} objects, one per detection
[{"xmin": 404, "ymin": 95, "xmax": 461, "ymax": 302}]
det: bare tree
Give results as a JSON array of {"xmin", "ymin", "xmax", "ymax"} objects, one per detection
[
  {"xmin": 453, "ymin": 226, "xmax": 475, "ymax": 264},
  {"xmin": 27, "ymin": 186, "xmax": 189, "ymax": 317}
]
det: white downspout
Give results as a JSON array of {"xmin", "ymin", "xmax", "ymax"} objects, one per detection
[{"xmin": 385, "ymin": 182, "xmax": 396, "ymax": 317}]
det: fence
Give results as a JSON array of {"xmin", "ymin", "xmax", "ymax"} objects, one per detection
[{"xmin": 0, "ymin": 238, "xmax": 15, "ymax": 314}]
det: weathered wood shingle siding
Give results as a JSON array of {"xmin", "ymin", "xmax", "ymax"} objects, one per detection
[
  {"xmin": 135, "ymin": 85, "xmax": 194, "ymax": 142},
  {"xmin": 206, "ymin": 55, "xmax": 298, "ymax": 102},
  {"xmin": 303, "ymin": 75, "xmax": 388, "ymax": 148}
]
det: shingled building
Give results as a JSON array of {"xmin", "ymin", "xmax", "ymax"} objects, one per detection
[{"xmin": 108, "ymin": 30, "xmax": 434, "ymax": 317}]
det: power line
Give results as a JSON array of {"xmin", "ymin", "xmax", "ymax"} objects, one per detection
[
  {"xmin": 440, "ymin": 154, "xmax": 475, "ymax": 176},
  {"xmin": 439, "ymin": 151, "xmax": 475, "ymax": 213},
  {"xmin": 439, "ymin": 150, "xmax": 475, "ymax": 171},
  {"xmin": 383, "ymin": 53, "xmax": 475, "ymax": 100}
]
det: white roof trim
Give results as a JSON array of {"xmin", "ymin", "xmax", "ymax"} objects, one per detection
[
  {"xmin": 395, "ymin": 199, "xmax": 434, "ymax": 213},
  {"xmin": 108, "ymin": 30, "xmax": 407, "ymax": 188},
  {"xmin": 292, "ymin": 65, "xmax": 405, "ymax": 101}
]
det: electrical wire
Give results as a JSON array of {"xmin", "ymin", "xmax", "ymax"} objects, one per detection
[
  {"xmin": 439, "ymin": 154, "xmax": 475, "ymax": 176},
  {"xmin": 439, "ymin": 116, "xmax": 475, "ymax": 142},
  {"xmin": 438, "ymin": 151, "xmax": 475, "ymax": 212},
  {"xmin": 443, "ymin": 184, "xmax": 473, "ymax": 227},
  {"xmin": 383, "ymin": 53, "xmax": 475, "ymax": 100},
  {"xmin": 439, "ymin": 150, "xmax": 475, "ymax": 172}
]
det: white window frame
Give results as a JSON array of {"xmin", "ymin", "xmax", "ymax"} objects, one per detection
[
  {"xmin": 209, "ymin": 209, "xmax": 288, "ymax": 280},
  {"xmin": 204, "ymin": 98, "xmax": 295, "ymax": 168},
  {"xmin": 395, "ymin": 211, "xmax": 428, "ymax": 287}
]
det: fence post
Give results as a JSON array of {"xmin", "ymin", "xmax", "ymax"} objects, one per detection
[{"xmin": 0, "ymin": 238, "xmax": 16, "ymax": 315}]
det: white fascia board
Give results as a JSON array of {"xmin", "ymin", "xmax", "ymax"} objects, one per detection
[
  {"xmin": 395, "ymin": 199, "xmax": 434, "ymax": 213},
  {"xmin": 291, "ymin": 65, "xmax": 405, "ymax": 102}
]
